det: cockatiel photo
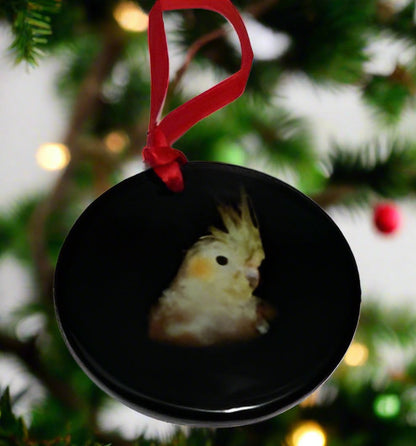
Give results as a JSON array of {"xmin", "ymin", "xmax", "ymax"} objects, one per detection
[{"xmin": 148, "ymin": 194, "xmax": 276, "ymax": 347}]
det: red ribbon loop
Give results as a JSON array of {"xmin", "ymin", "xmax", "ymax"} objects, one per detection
[{"xmin": 143, "ymin": 0, "xmax": 253, "ymax": 192}]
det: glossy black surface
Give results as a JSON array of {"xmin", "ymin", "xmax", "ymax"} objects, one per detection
[{"xmin": 54, "ymin": 161, "xmax": 361, "ymax": 426}]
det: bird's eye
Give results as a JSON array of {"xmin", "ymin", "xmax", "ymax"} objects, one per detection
[{"xmin": 216, "ymin": 255, "xmax": 228, "ymax": 265}]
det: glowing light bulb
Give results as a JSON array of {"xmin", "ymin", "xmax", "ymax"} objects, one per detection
[
  {"xmin": 104, "ymin": 131, "xmax": 129, "ymax": 153},
  {"xmin": 290, "ymin": 421, "xmax": 327, "ymax": 446},
  {"xmin": 374, "ymin": 394, "xmax": 401, "ymax": 419},
  {"xmin": 344, "ymin": 342, "xmax": 369, "ymax": 367},
  {"xmin": 114, "ymin": 2, "xmax": 148, "ymax": 32},
  {"xmin": 36, "ymin": 143, "xmax": 70, "ymax": 171}
]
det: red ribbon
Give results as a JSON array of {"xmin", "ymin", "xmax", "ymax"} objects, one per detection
[{"xmin": 142, "ymin": 0, "xmax": 253, "ymax": 192}]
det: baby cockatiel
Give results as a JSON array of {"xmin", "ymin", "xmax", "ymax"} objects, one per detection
[{"xmin": 149, "ymin": 194, "xmax": 275, "ymax": 346}]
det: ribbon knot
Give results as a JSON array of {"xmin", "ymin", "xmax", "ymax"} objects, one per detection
[
  {"xmin": 143, "ymin": 145, "xmax": 187, "ymax": 168},
  {"xmin": 143, "ymin": 127, "xmax": 187, "ymax": 192}
]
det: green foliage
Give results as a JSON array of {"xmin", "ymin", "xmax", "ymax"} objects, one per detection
[
  {"xmin": 377, "ymin": 2, "xmax": 416, "ymax": 41},
  {"xmin": 258, "ymin": 0, "xmax": 376, "ymax": 83},
  {"xmin": 0, "ymin": 196, "xmax": 42, "ymax": 264},
  {"xmin": 56, "ymin": 33, "xmax": 150, "ymax": 135},
  {"xmin": 94, "ymin": 64, "xmax": 151, "ymax": 132},
  {"xmin": 56, "ymin": 34, "xmax": 101, "ymax": 100},
  {"xmin": 364, "ymin": 74, "xmax": 412, "ymax": 123},
  {"xmin": 0, "ymin": 193, "xmax": 87, "ymax": 267},
  {"xmin": 246, "ymin": 60, "xmax": 283, "ymax": 97},
  {"xmin": 177, "ymin": 92, "xmax": 316, "ymax": 190},
  {"xmin": 4, "ymin": 0, "xmax": 61, "ymax": 65},
  {"xmin": 0, "ymin": 386, "xmax": 215, "ymax": 446},
  {"xmin": 0, "ymin": 389, "xmax": 28, "ymax": 446},
  {"xmin": 154, "ymin": 0, "xmax": 378, "ymax": 87},
  {"xmin": 0, "ymin": 388, "xmax": 104, "ymax": 446},
  {"xmin": 324, "ymin": 142, "xmax": 416, "ymax": 202},
  {"xmin": 0, "ymin": 217, "xmax": 13, "ymax": 260},
  {"xmin": 358, "ymin": 303, "xmax": 416, "ymax": 350}
]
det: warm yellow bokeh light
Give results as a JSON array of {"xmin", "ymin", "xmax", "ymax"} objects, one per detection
[
  {"xmin": 300, "ymin": 391, "xmax": 319, "ymax": 408},
  {"xmin": 344, "ymin": 342, "xmax": 369, "ymax": 367},
  {"xmin": 290, "ymin": 421, "xmax": 327, "ymax": 446},
  {"xmin": 114, "ymin": 1, "xmax": 148, "ymax": 32},
  {"xmin": 36, "ymin": 143, "xmax": 70, "ymax": 171},
  {"xmin": 104, "ymin": 131, "xmax": 129, "ymax": 153}
]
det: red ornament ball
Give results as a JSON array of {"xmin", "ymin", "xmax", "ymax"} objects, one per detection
[{"xmin": 373, "ymin": 203, "xmax": 401, "ymax": 234}]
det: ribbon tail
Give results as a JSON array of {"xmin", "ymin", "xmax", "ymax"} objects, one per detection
[{"xmin": 153, "ymin": 163, "xmax": 185, "ymax": 192}]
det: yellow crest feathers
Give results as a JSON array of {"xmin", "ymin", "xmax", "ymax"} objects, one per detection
[{"xmin": 209, "ymin": 193, "xmax": 264, "ymax": 261}]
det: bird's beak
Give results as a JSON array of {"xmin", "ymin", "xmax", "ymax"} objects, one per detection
[{"xmin": 245, "ymin": 266, "xmax": 260, "ymax": 289}]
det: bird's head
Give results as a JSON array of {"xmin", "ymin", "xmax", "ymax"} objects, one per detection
[{"xmin": 179, "ymin": 193, "xmax": 265, "ymax": 300}]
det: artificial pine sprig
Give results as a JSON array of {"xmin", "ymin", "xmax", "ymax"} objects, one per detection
[{"xmin": 6, "ymin": 0, "xmax": 61, "ymax": 65}]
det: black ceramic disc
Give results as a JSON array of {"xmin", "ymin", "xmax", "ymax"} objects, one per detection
[{"xmin": 54, "ymin": 161, "xmax": 361, "ymax": 427}]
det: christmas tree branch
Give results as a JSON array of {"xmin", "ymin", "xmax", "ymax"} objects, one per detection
[
  {"xmin": 28, "ymin": 27, "xmax": 126, "ymax": 301},
  {"xmin": 311, "ymin": 185, "xmax": 357, "ymax": 208},
  {"xmin": 0, "ymin": 331, "xmax": 85, "ymax": 412},
  {"xmin": 309, "ymin": 142, "xmax": 416, "ymax": 208}
]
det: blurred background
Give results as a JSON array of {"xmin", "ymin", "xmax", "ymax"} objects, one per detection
[{"xmin": 1, "ymin": 0, "xmax": 416, "ymax": 445}]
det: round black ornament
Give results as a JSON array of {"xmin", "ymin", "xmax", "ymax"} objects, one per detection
[{"xmin": 54, "ymin": 161, "xmax": 361, "ymax": 427}]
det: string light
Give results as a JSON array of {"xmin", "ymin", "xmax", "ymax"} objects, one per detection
[
  {"xmin": 113, "ymin": 2, "xmax": 148, "ymax": 32},
  {"xmin": 374, "ymin": 394, "xmax": 401, "ymax": 419},
  {"xmin": 290, "ymin": 421, "xmax": 327, "ymax": 446},
  {"xmin": 344, "ymin": 341, "xmax": 369, "ymax": 367},
  {"xmin": 104, "ymin": 131, "xmax": 129, "ymax": 153},
  {"xmin": 36, "ymin": 143, "xmax": 70, "ymax": 171}
]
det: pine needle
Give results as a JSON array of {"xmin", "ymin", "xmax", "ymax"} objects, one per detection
[{"xmin": 8, "ymin": 0, "xmax": 61, "ymax": 65}]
